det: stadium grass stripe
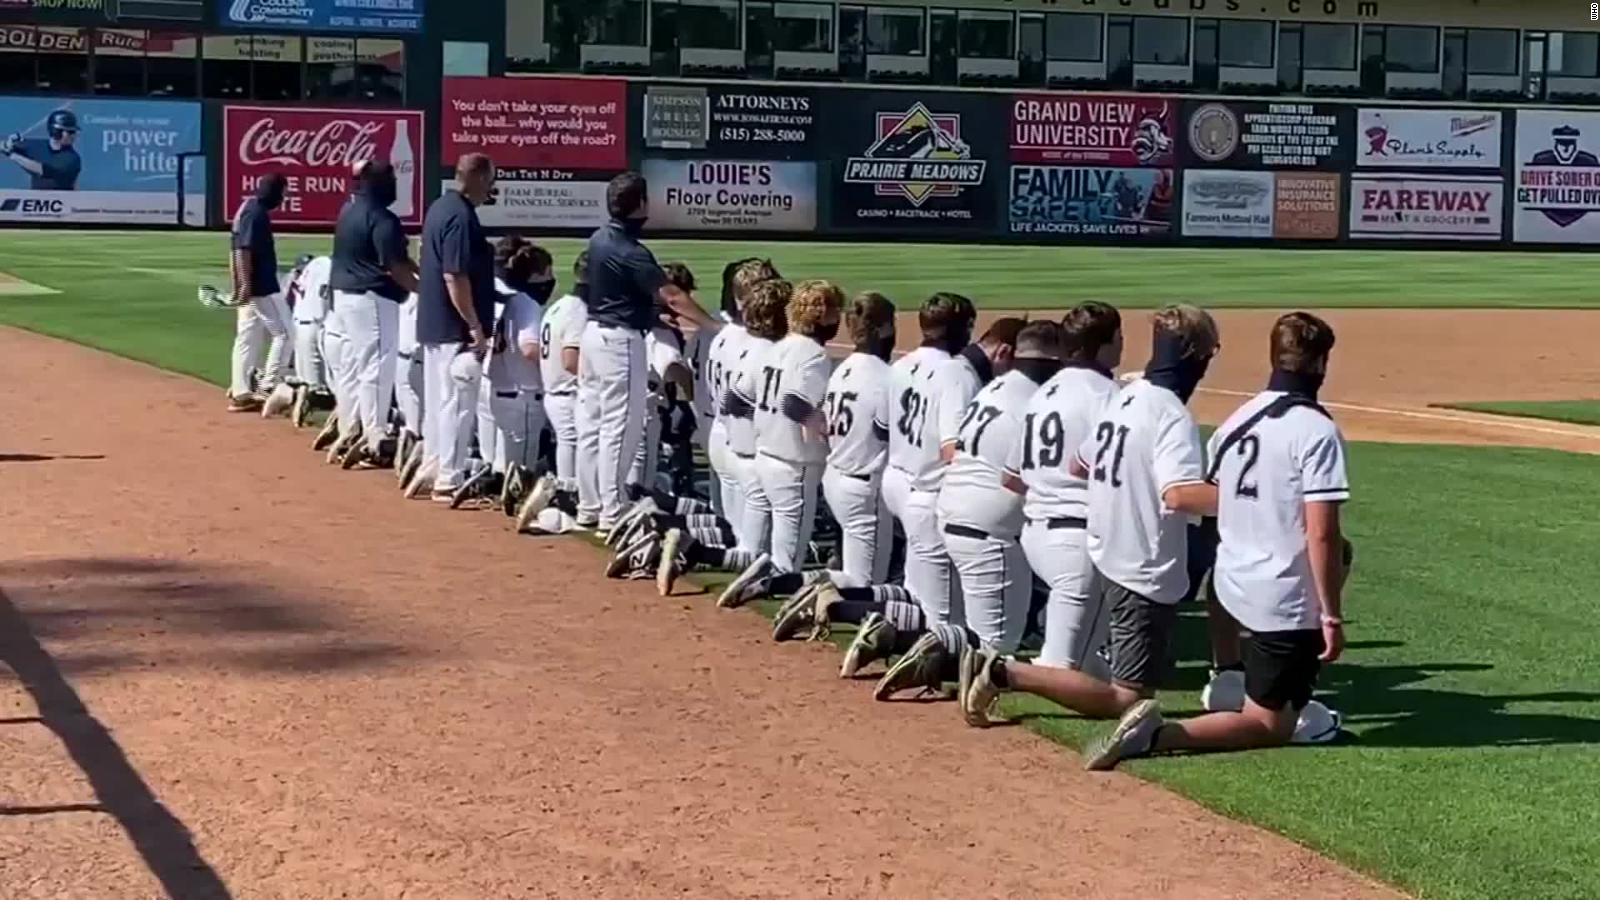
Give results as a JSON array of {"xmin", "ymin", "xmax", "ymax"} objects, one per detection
[{"xmin": 1436, "ymin": 400, "xmax": 1600, "ymax": 428}]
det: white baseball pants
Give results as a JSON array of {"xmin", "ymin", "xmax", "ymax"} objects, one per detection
[
  {"xmin": 321, "ymin": 321, "xmax": 349, "ymax": 417},
  {"xmin": 577, "ymin": 323, "xmax": 646, "ymax": 529},
  {"xmin": 945, "ymin": 525, "xmax": 1031, "ymax": 654},
  {"xmin": 822, "ymin": 466, "xmax": 893, "ymax": 586},
  {"xmin": 230, "ymin": 292, "xmax": 292, "ymax": 397},
  {"xmin": 897, "ymin": 480, "xmax": 960, "ymax": 626},
  {"xmin": 706, "ymin": 419, "xmax": 743, "ymax": 536},
  {"xmin": 334, "ymin": 291, "xmax": 398, "ymax": 454},
  {"xmin": 292, "ymin": 317, "xmax": 326, "ymax": 390},
  {"xmin": 543, "ymin": 391, "xmax": 578, "ymax": 489},
  {"xmin": 422, "ymin": 342, "xmax": 481, "ymax": 492},
  {"xmin": 728, "ymin": 451, "xmax": 771, "ymax": 553},
  {"xmin": 1022, "ymin": 520, "xmax": 1109, "ymax": 670},
  {"xmin": 629, "ymin": 390, "xmax": 663, "ymax": 493},
  {"xmin": 395, "ymin": 351, "xmax": 424, "ymax": 436},
  {"xmin": 480, "ymin": 387, "xmax": 544, "ymax": 473},
  {"xmin": 755, "ymin": 453, "xmax": 822, "ymax": 574}
]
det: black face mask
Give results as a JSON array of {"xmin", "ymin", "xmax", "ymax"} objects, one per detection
[
  {"xmin": 527, "ymin": 280, "xmax": 557, "ymax": 305},
  {"xmin": 959, "ymin": 343, "xmax": 995, "ymax": 386},
  {"xmin": 366, "ymin": 173, "xmax": 398, "ymax": 209},
  {"xmin": 1143, "ymin": 330, "xmax": 1212, "ymax": 404},
  {"xmin": 256, "ymin": 178, "xmax": 286, "ymax": 210},
  {"xmin": 815, "ymin": 321, "xmax": 840, "ymax": 344},
  {"xmin": 573, "ymin": 282, "xmax": 590, "ymax": 303},
  {"xmin": 1014, "ymin": 357, "xmax": 1062, "ymax": 385},
  {"xmin": 620, "ymin": 217, "xmax": 647, "ymax": 238},
  {"xmin": 1267, "ymin": 367, "xmax": 1325, "ymax": 399}
]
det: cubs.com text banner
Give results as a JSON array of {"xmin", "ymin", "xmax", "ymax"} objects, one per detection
[
  {"xmin": 223, "ymin": 105, "xmax": 423, "ymax": 228},
  {"xmin": 0, "ymin": 96, "xmax": 205, "ymax": 225}
]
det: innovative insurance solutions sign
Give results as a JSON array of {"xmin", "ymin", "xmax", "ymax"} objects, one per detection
[
  {"xmin": 0, "ymin": 96, "xmax": 205, "ymax": 225},
  {"xmin": 1180, "ymin": 100, "xmax": 1344, "ymax": 241},
  {"xmin": 219, "ymin": 0, "xmax": 424, "ymax": 33}
]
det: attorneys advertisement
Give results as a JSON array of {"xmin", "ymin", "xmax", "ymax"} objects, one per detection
[
  {"xmin": 830, "ymin": 92, "xmax": 1003, "ymax": 231},
  {"xmin": 1010, "ymin": 93, "xmax": 1174, "ymax": 167},
  {"xmin": 642, "ymin": 83, "xmax": 815, "ymax": 158},
  {"xmin": 0, "ymin": 96, "xmax": 205, "ymax": 225},
  {"xmin": 218, "ymin": 0, "xmax": 424, "ymax": 34},
  {"xmin": 1009, "ymin": 165, "xmax": 1172, "ymax": 237},
  {"xmin": 1182, "ymin": 170, "xmax": 1274, "ymax": 238},
  {"xmin": 1349, "ymin": 174, "xmax": 1503, "ymax": 240},
  {"xmin": 1357, "ymin": 108, "xmax": 1502, "ymax": 169},
  {"xmin": 1184, "ymin": 101, "xmax": 1351, "ymax": 170},
  {"xmin": 450, "ymin": 178, "xmax": 609, "ymax": 230},
  {"xmin": 1513, "ymin": 110, "xmax": 1600, "ymax": 244},
  {"xmin": 642, "ymin": 159, "xmax": 815, "ymax": 232}
]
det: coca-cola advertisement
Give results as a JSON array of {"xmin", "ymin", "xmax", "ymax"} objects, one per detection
[{"xmin": 223, "ymin": 104, "xmax": 424, "ymax": 227}]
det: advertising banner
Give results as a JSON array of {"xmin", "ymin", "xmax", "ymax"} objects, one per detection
[
  {"xmin": 1274, "ymin": 172, "xmax": 1342, "ymax": 240},
  {"xmin": 1184, "ymin": 101, "xmax": 1352, "ymax": 169},
  {"xmin": 0, "ymin": 96, "xmax": 204, "ymax": 225},
  {"xmin": 1514, "ymin": 110, "xmax": 1600, "ymax": 244},
  {"xmin": 438, "ymin": 178, "xmax": 608, "ymax": 230},
  {"xmin": 218, "ymin": 0, "xmax": 423, "ymax": 34},
  {"xmin": 443, "ymin": 77, "xmax": 626, "ymax": 176},
  {"xmin": 641, "ymin": 159, "xmax": 815, "ymax": 232},
  {"xmin": 1182, "ymin": 170, "xmax": 1274, "ymax": 238},
  {"xmin": 642, "ymin": 83, "xmax": 816, "ymax": 159},
  {"xmin": 1356, "ymin": 108, "xmax": 1502, "ymax": 169},
  {"xmin": 829, "ymin": 92, "xmax": 1004, "ymax": 232},
  {"xmin": 223, "ymin": 104, "xmax": 423, "ymax": 227},
  {"xmin": 1010, "ymin": 93, "xmax": 1174, "ymax": 167},
  {"xmin": 1349, "ymin": 174, "xmax": 1503, "ymax": 240},
  {"xmin": 1009, "ymin": 165, "xmax": 1172, "ymax": 237}
]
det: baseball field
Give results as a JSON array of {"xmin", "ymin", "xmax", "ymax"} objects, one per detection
[{"xmin": 2, "ymin": 231, "xmax": 1599, "ymax": 900}]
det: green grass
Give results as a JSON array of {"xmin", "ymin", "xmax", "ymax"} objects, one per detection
[
  {"xmin": 1439, "ymin": 400, "xmax": 1600, "ymax": 428},
  {"xmin": 5, "ymin": 231, "xmax": 1600, "ymax": 899}
]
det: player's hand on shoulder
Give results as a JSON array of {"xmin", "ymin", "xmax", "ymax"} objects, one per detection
[{"xmin": 1, "ymin": 133, "xmax": 18, "ymax": 154}]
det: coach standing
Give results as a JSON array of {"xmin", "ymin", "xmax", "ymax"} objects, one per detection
[
  {"xmin": 413, "ymin": 153, "xmax": 497, "ymax": 501},
  {"xmin": 329, "ymin": 160, "xmax": 417, "ymax": 468},
  {"xmin": 578, "ymin": 171, "xmax": 715, "ymax": 532},
  {"xmin": 227, "ymin": 172, "xmax": 292, "ymax": 413}
]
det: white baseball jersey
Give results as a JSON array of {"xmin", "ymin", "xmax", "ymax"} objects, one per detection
[
  {"xmin": 1209, "ymin": 390, "xmax": 1351, "ymax": 634},
  {"xmin": 294, "ymin": 256, "xmax": 333, "ymax": 321},
  {"xmin": 754, "ymin": 333, "xmax": 833, "ymax": 464},
  {"xmin": 486, "ymin": 279, "xmax": 543, "ymax": 393},
  {"xmin": 1008, "ymin": 364, "xmax": 1120, "ymax": 523},
  {"xmin": 539, "ymin": 291, "xmax": 587, "ymax": 395},
  {"xmin": 1075, "ymin": 378, "xmax": 1206, "ymax": 605},
  {"xmin": 706, "ymin": 323, "xmax": 749, "ymax": 428},
  {"xmin": 938, "ymin": 369, "xmax": 1041, "ymax": 538},
  {"xmin": 825, "ymin": 352, "xmax": 892, "ymax": 477},
  {"xmin": 886, "ymin": 346, "xmax": 951, "ymax": 484},
  {"xmin": 726, "ymin": 334, "xmax": 773, "ymax": 456}
]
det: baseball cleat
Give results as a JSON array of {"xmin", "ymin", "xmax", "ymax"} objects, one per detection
[
  {"xmin": 771, "ymin": 583, "xmax": 832, "ymax": 642},
  {"xmin": 840, "ymin": 612, "xmax": 897, "ymax": 679},
  {"xmin": 403, "ymin": 458, "xmax": 438, "ymax": 500},
  {"xmin": 656, "ymin": 528, "xmax": 686, "ymax": 596},
  {"xmin": 606, "ymin": 530, "xmax": 656, "ymax": 579},
  {"xmin": 607, "ymin": 499, "xmax": 657, "ymax": 549},
  {"xmin": 393, "ymin": 430, "xmax": 413, "ymax": 481},
  {"xmin": 499, "ymin": 464, "xmax": 525, "ymax": 517},
  {"xmin": 959, "ymin": 647, "xmax": 1001, "ymax": 728},
  {"xmin": 227, "ymin": 393, "xmax": 264, "ymax": 414},
  {"xmin": 1083, "ymin": 699, "xmax": 1163, "ymax": 771},
  {"xmin": 872, "ymin": 632, "xmax": 949, "ymax": 701},
  {"xmin": 290, "ymin": 385, "xmax": 312, "ymax": 428},
  {"xmin": 397, "ymin": 440, "xmax": 424, "ymax": 490},
  {"xmin": 326, "ymin": 423, "xmax": 361, "ymax": 464},
  {"xmin": 262, "ymin": 383, "xmax": 295, "ymax": 418},
  {"xmin": 716, "ymin": 554, "xmax": 773, "ymax": 609},
  {"xmin": 312, "ymin": 414, "xmax": 340, "ymax": 451},
  {"xmin": 514, "ymin": 474, "xmax": 557, "ymax": 533},
  {"xmin": 450, "ymin": 464, "xmax": 494, "ymax": 510},
  {"xmin": 430, "ymin": 489, "xmax": 458, "ymax": 505},
  {"xmin": 1291, "ymin": 700, "xmax": 1343, "ymax": 745}
]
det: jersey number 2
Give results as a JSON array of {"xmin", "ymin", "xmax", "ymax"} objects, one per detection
[
  {"xmin": 1233, "ymin": 434, "xmax": 1261, "ymax": 500},
  {"xmin": 1092, "ymin": 421, "xmax": 1129, "ymax": 488}
]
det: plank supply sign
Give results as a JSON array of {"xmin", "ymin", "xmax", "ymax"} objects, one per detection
[
  {"xmin": 642, "ymin": 84, "xmax": 815, "ymax": 158},
  {"xmin": 224, "ymin": 105, "xmax": 424, "ymax": 227},
  {"xmin": 1009, "ymin": 165, "xmax": 1172, "ymax": 237},
  {"xmin": 1349, "ymin": 174, "xmax": 1503, "ymax": 240},
  {"xmin": 1184, "ymin": 101, "xmax": 1351, "ymax": 169},
  {"xmin": 456, "ymin": 178, "xmax": 609, "ymax": 230},
  {"xmin": 443, "ymin": 77, "xmax": 626, "ymax": 175},
  {"xmin": 1182, "ymin": 170, "xmax": 1274, "ymax": 238},
  {"xmin": 1514, "ymin": 110, "xmax": 1600, "ymax": 244},
  {"xmin": 219, "ymin": 0, "xmax": 424, "ymax": 33},
  {"xmin": 0, "ymin": 96, "xmax": 205, "ymax": 225},
  {"xmin": 642, "ymin": 159, "xmax": 815, "ymax": 232},
  {"xmin": 831, "ymin": 94, "xmax": 1002, "ymax": 232},
  {"xmin": 1010, "ymin": 94, "xmax": 1173, "ymax": 167},
  {"xmin": 1356, "ymin": 108, "xmax": 1502, "ymax": 169}
]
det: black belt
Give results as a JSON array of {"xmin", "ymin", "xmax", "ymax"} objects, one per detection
[
  {"xmin": 546, "ymin": 389, "xmax": 575, "ymax": 398},
  {"xmin": 495, "ymin": 390, "xmax": 520, "ymax": 399},
  {"xmin": 398, "ymin": 351, "xmax": 415, "ymax": 361},
  {"xmin": 1045, "ymin": 516, "xmax": 1087, "ymax": 530},
  {"xmin": 844, "ymin": 471, "xmax": 872, "ymax": 483},
  {"xmin": 944, "ymin": 523, "xmax": 990, "ymax": 540},
  {"xmin": 597, "ymin": 323, "xmax": 647, "ymax": 335},
  {"xmin": 734, "ymin": 451, "xmax": 756, "ymax": 460}
]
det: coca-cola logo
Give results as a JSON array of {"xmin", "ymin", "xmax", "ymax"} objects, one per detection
[{"xmin": 237, "ymin": 116, "xmax": 380, "ymax": 168}]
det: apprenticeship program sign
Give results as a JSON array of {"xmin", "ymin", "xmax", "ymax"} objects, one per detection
[
  {"xmin": 219, "ymin": 0, "xmax": 424, "ymax": 34},
  {"xmin": 642, "ymin": 159, "xmax": 815, "ymax": 232}
]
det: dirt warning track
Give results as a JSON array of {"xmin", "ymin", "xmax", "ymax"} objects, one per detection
[{"xmin": 0, "ymin": 324, "xmax": 1406, "ymax": 898}]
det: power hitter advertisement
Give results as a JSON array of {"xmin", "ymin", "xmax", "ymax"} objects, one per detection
[
  {"xmin": 0, "ymin": 96, "xmax": 205, "ymax": 225},
  {"xmin": 1009, "ymin": 165, "xmax": 1172, "ymax": 237},
  {"xmin": 1010, "ymin": 93, "xmax": 1174, "ymax": 167},
  {"xmin": 1513, "ymin": 110, "xmax": 1600, "ymax": 244},
  {"xmin": 1349, "ymin": 174, "xmax": 1503, "ymax": 240},
  {"xmin": 828, "ymin": 91, "xmax": 1004, "ymax": 232},
  {"xmin": 223, "ymin": 105, "xmax": 423, "ymax": 227},
  {"xmin": 641, "ymin": 159, "xmax": 816, "ymax": 232}
]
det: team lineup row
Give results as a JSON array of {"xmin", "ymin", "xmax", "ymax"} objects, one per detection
[{"xmin": 217, "ymin": 238, "xmax": 1353, "ymax": 769}]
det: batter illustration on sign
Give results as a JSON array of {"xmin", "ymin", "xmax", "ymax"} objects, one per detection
[{"xmin": 3, "ymin": 108, "xmax": 82, "ymax": 190}]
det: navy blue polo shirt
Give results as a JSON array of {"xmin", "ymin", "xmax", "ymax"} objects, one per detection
[
  {"xmin": 418, "ymin": 190, "xmax": 495, "ymax": 345},
  {"xmin": 329, "ymin": 193, "xmax": 411, "ymax": 302},
  {"xmin": 585, "ymin": 219, "xmax": 668, "ymax": 332},
  {"xmin": 231, "ymin": 198, "xmax": 279, "ymax": 298},
  {"xmin": 15, "ymin": 139, "xmax": 81, "ymax": 190}
]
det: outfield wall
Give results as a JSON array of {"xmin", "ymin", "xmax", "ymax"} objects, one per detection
[{"xmin": 4, "ymin": 78, "xmax": 1598, "ymax": 251}]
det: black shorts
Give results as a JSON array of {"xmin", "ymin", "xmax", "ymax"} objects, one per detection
[
  {"xmin": 1106, "ymin": 581, "xmax": 1178, "ymax": 691},
  {"xmin": 1243, "ymin": 629, "xmax": 1325, "ymax": 712}
]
